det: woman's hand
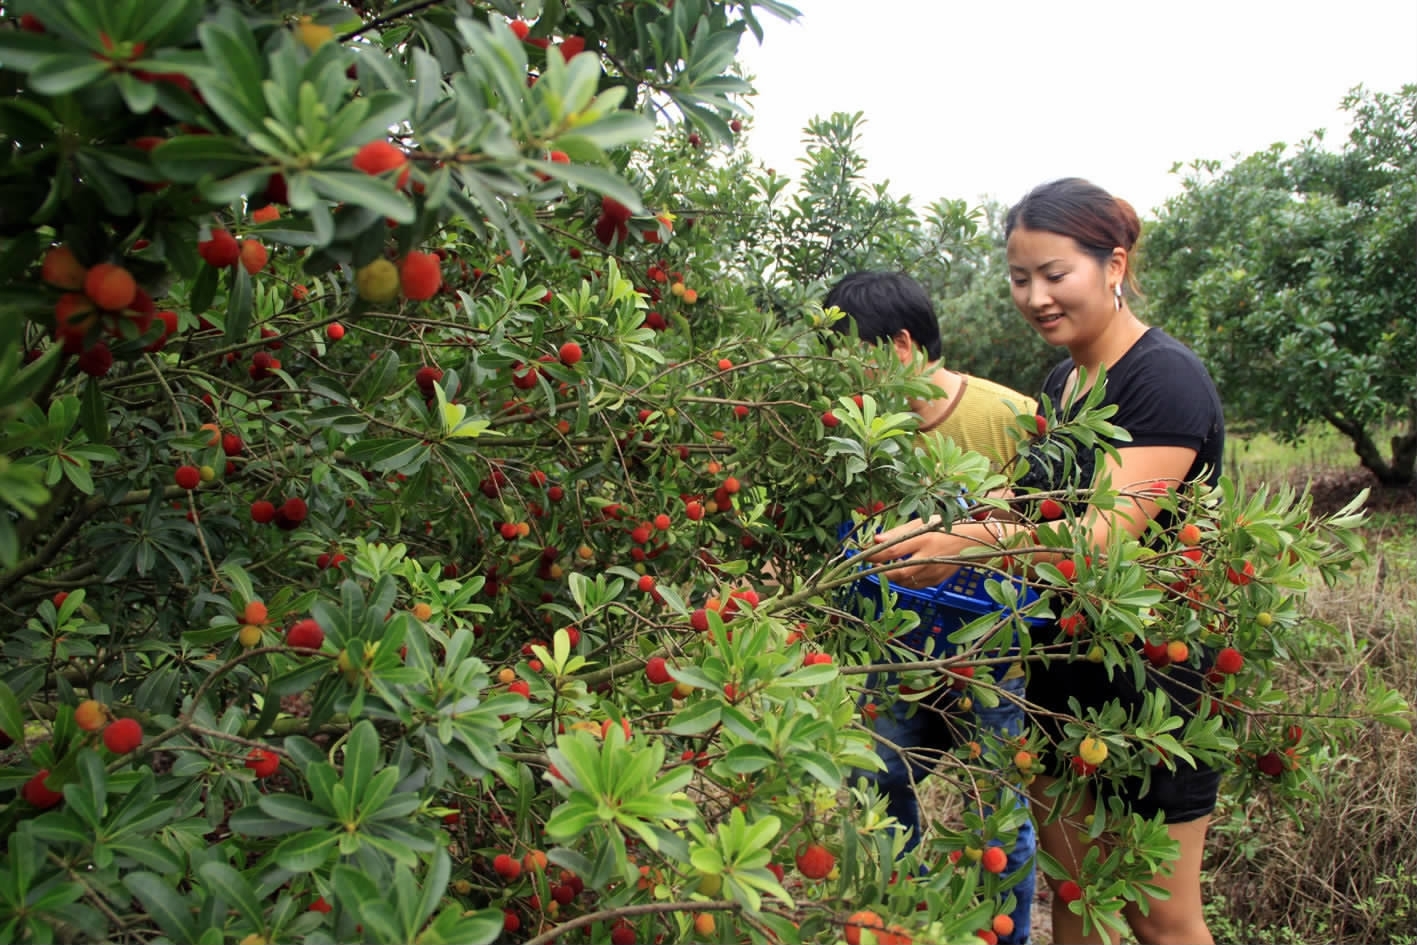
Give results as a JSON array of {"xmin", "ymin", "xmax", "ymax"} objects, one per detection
[{"xmin": 860, "ymin": 518, "xmax": 973, "ymax": 587}]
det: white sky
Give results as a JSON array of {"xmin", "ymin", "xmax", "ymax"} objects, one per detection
[{"xmin": 735, "ymin": 0, "xmax": 1417, "ymax": 216}]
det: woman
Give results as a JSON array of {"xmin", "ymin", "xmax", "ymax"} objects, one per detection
[{"xmin": 866, "ymin": 178, "xmax": 1224, "ymax": 945}]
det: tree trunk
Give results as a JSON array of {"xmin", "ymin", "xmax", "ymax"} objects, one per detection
[{"xmin": 1323, "ymin": 412, "xmax": 1416, "ymax": 488}]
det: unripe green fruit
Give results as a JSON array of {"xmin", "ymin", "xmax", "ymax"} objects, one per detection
[{"xmin": 356, "ymin": 258, "xmax": 400, "ymax": 302}]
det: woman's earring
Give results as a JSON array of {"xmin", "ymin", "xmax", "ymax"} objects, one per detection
[{"xmin": 1113, "ymin": 283, "xmax": 1123, "ymax": 311}]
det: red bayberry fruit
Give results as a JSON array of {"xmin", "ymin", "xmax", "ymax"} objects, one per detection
[
  {"xmin": 645, "ymin": 656, "xmax": 672, "ymax": 685},
  {"xmin": 280, "ymin": 496, "xmax": 308, "ymax": 523},
  {"xmin": 399, "ymin": 251, "xmax": 442, "ymax": 300},
  {"xmin": 250, "ymin": 500, "xmax": 276, "ymax": 523},
  {"xmin": 77, "ymin": 342, "xmax": 114, "ymax": 377},
  {"xmin": 174, "ymin": 465, "xmax": 201, "ymax": 490},
  {"xmin": 239, "ymin": 240, "xmax": 269, "ymax": 275},
  {"xmin": 23, "ymin": 770, "xmax": 63, "ymax": 809},
  {"xmin": 352, "ymin": 140, "xmax": 409, "ymax": 188},
  {"xmin": 198, "ymin": 230, "xmax": 241, "ymax": 268},
  {"xmin": 245, "ymin": 748, "xmax": 280, "ymax": 778},
  {"xmin": 102, "ymin": 718, "xmax": 143, "ymax": 754},
  {"xmin": 84, "ymin": 263, "xmax": 137, "ymax": 311},
  {"xmin": 1039, "ymin": 498, "xmax": 1064, "ymax": 520},
  {"xmin": 493, "ymin": 852, "xmax": 522, "ymax": 881},
  {"xmin": 1057, "ymin": 879, "xmax": 1083, "ymax": 903},
  {"xmin": 558, "ymin": 341, "xmax": 583, "ymax": 366},
  {"xmin": 286, "ymin": 618, "xmax": 325, "ymax": 650},
  {"xmin": 1214, "ymin": 646, "xmax": 1244, "ymax": 675},
  {"xmin": 1226, "ymin": 561, "xmax": 1255, "ymax": 585},
  {"xmin": 795, "ymin": 842, "xmax": 835, "ymax": 880}
]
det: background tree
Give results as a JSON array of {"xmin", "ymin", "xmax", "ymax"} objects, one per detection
[{"xmin": 1142, "ymin": 84, "xmax": 1417, "ymax": 487}]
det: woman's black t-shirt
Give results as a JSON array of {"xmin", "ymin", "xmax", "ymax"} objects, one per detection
[
  {"xmin": 1019, "ymin": 328, "xmax": 1227, "ymax": 805},
  {"xmin": 1017, "ymin": 327, "xmax": 1225, "ymax": 527}
]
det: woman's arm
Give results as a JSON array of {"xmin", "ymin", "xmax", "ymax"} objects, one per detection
[{"xmin": 862, "ymin": 443, "xmax": 1198, "ymax": 586}]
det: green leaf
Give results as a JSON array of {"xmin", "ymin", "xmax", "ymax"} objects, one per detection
[
  {"xmin": 123, "ymin": 873, "xmax": 198, "ymax": 943},
  {"xmin": 28, "ymin": 54, "xmax": 109, "ymax": 96},
  {"xmin": 0, "ymin": 682, "xmax": 23, "ymax": 747},
  {"xmin": 257, "ymin": 793, "xmax": 336, "ymax": 829},
  {"xmin": 225, "ymin": 266, "xmax": 253, "ymax": 342},
  {"xmin": 308, "ymin": 170, "xmax": 414, "ymax": 224},
  {"xmin": 273, "ymin": 830, "xmax": 338, "ymax": 872},
  {"xmin": 151, "ymin": 136, "xmax": 257, "ymax": 183},
  {"xmin": 197, "ymin": 862, "xmax": 263, "ymax": 929},
  {"xmin": 79, "ymin": 377, "xmax": 108, "ymax": 445}
]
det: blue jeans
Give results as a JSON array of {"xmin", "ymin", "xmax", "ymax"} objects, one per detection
[{"xmin": 865, "ymin": 674, "xmax": 1035, "ymax": 945}]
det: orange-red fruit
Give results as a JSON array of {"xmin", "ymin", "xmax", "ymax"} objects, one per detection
[
  {"xmin": 198, "ymin": 230, "xmax": 241, "ymax": 268},
  {"xmin": 286, "ymin": 618, "xmax": 325, "ymax": 650},
  {"xmin": 102, "ymin": 718, "xmax": 143, "ymax": 754},
  {"xmin": 1226, "ymin": 561, "xmax": 1255, "ymax": 585},
  {"xmin": 23, "ymin": 770, "xmax": 63, "ymax": 809},
  {"xmin": 795, "ymin": 842, "xmax": 835, "ymax": 880},
  {"xmin": 637, "ymin": 574, "xmax": 655, "ymax": 593},
  {"xmin": 1165, "ymin": 639, "xmax": 1190, "ymax": 664},
  {"xmin": 1034, "ymin": 413, "xmax": 1048, "ymax": 436},
  {"xmin": 822, "ymin": 410, "xmax": 840, "ymax": 428},
  {"xmin": 74, "ymin": 699, "xmax": 106, "ymax": 732},
  {"xmin": 992, "ymin": 914, "xmax": 1015, "ymax": 938},
  {"xmin": 399, "ymin": 251, "xmax": 442, "ymax": 300},
  {"xmin": 244, "ymin": 747, "xmax": 279, "ymax": 778},
  {"xmin": 84, "ymin": 263, "xmax": 137, "ymax": 311},
  {"xmin": 492, "ymin": 852, "xmax": 522, "ymax": 881},
  {"xmin": 558, "ymin": 341, "xmax": 583, "ymax": 366},
  {"xmin": 1176, "ymin": 522, "xmax": 1202, "ymax": 545},
  {"xmin": 251, "ymin": 204, "xmax": 280, "ymax": 223},
  {"xmin": 1057, "ymin": 559, "xmax": 1077, "ymax": 582},
  {"xmin": 845, "ymin": 910, "xmax": 886, "ymax": 945},
  {"xmin": 242, "ymin": 601, "xmax": 268, "ymax": 625},
  {"xmin": 1039, "ymin": 498, "xmax": 1064, "ymax": 520},
  {"xmin": 326, "ymin": 323, "xmax": 345, "ymax": 341},
  {"xmin": 239, "ymin": 240, "xmax": 269, "ymax": 274},
  {"xmin": 352, "ymin": 140, "xmax": 409, "ymax": 188},
  {"xmin": 508, "ymin": 19, "xmax": 530, "ymax": 40},
  {"xmin": 980, "ymin": 845, "xmax": 1008, "ymax": 874},
  {"xmin": 1214, "ymin": 647, "xmax": 1243, "ymax": 674},
  {"xmin": 645, "ymin": 656, "xmax": 672, "ymax": 685},
  {"xmin": 175, "ymin": 465, "xmax": 201, "ymax": 490},
  {"xmin": 41, "ymin": 245, "xmax": 87, "ymax": 290}
]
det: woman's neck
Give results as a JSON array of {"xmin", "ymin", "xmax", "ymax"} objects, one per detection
[{"xmin": 1069, "ymin": 311, "xmax": 1149, "ymax": 376}]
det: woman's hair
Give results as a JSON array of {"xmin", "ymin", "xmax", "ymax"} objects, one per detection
[{"xmin": 1005, "ymin": 178, "xmax": 1143, "ymax": 295}]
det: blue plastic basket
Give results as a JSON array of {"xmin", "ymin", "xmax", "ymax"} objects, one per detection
[{"xmin": 837, "ymin": 523, "xmax": 1047, "ymax": 658}]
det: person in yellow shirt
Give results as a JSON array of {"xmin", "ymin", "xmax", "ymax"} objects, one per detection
[{"xmin": 825, "ymin": 270, "xmax": 1037, "ymax": 945}]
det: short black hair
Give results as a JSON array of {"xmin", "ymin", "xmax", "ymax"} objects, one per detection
[{"xmin": 823, "ymin": 271, "xmax": 942, "ymax": 362}]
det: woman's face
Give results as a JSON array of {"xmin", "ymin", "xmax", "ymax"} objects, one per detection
[{"xmin": 1005, "ymin": 226, "xmax": 1120, "ymax": 351}]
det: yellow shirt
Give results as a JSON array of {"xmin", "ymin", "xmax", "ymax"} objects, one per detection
[
  {"xmin": 918, "ymin": 373, "xmax": 1036, "ymax": 679},
  {"xmin": 919, "ymin": 374, "xmax": 1036, "ymax": 470}
]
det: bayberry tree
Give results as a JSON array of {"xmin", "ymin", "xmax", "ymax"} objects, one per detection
[{"xmin": 0, "ymin": 3, "xmax": 1409, "ymax": 945}]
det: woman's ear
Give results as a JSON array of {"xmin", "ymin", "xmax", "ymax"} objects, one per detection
[{"xmin": 1109, "ymin": 247, "xmax": 1129, "ymax": 288}]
